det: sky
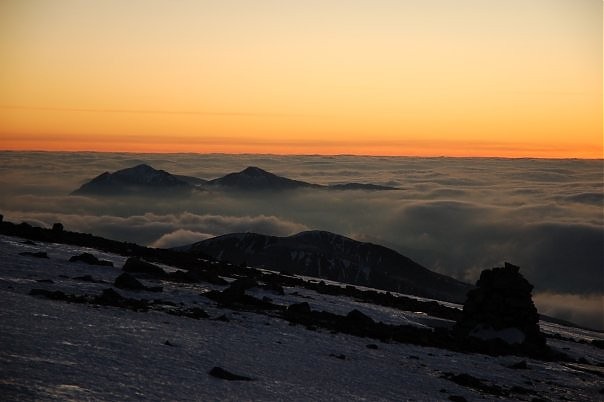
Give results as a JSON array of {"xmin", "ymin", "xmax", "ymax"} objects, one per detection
[{"xmin": 1, "ymin": 0, "xmax": 602, "ymax": 158}]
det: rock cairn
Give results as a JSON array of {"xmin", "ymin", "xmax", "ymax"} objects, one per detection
[{"xmin": 456, "ymin": 262, "xmax": 545, "ymax": 349}]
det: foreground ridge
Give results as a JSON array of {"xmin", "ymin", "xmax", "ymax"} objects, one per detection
[{"xmin": 1, "ymin": 219, "xmax": 603, "ymax": 401}]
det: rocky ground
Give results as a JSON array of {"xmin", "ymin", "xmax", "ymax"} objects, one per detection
[{"xmin": 1, "ymin": 234, "xmax": 603, "ymax": 401}]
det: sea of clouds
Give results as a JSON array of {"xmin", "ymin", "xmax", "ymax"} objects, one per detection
[{"xmin": 1, "ymin": 151, "xmax": 602, "ymax": 329}]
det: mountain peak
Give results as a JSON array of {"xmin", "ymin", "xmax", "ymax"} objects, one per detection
[
  {"xmin": 208, "ymin": 166, "xmax": 315, "ymax": 191},
  {"xmin": 127, "ymin": 163, "xmax": 155, "ymax": 172},
  {"xmin": 240, "ymin": 166, "xmax": 272, "ymax": 176},
  {"xmin": 71, "ymin": 164, "xmax": 193, "ymax": 196}
]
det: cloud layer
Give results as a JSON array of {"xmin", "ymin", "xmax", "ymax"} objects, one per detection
[{"xmin": 1, "ymin": 151, "xmax": 602, "ymax": 328}]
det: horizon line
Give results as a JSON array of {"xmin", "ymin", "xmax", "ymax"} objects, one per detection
[{"xmin": 1, "ymin": 148, "xmax": 602, "ymax": 161}]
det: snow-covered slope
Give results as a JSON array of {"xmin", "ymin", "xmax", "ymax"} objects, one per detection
[{"xmin": 1, "ymin": 235, "xmax": 603, "ymax": 401}]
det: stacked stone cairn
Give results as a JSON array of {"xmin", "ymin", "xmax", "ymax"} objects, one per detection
[{"xmin": 455, "ymin": 262, "xmax": 546, "ymax": 350}]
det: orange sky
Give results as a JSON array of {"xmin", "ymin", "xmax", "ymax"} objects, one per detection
[{"xmin": 1, "ymin": 0, "xmax": 602, "ymax": 158}]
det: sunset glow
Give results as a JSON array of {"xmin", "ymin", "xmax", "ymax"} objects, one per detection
[{"xmin": 1, "ymin": 0, "xmax": 602, "ymax": 158}]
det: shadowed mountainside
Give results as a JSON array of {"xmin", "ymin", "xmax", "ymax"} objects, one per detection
[
  {"xmin": 183, "ymin": 230, "xmax": 472, "ymax": 303},
  {"xmin": 206, "ymin": 166, "xmax": 319, "ymax": 191},
  {"xmin": 72, "ymin": 164, "xmax": 202, "ymax": 196}
]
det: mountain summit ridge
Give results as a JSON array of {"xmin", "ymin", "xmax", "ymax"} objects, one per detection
[
  {"xmin": 183, "ymin": 230, "xmax": 472, "ymax": 303},
  {"xmin": 72, "ymin": 164, "xmax": 398, "ymax": 195},
  {"xmin": 206, "ymin": 166, "xmax": 318, "ymax": 191},
  {"xmin": 71, "ymin": 164, "xmax": 197, "ymax": 196}
]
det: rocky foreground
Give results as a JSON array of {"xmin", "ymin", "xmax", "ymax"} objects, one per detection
[{"xmin": 0, "ymin": 225, "xmax": 603, "ymax": 400}]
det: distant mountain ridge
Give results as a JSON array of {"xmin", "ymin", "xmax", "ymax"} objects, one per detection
[
  {"xmin": 183, "ymin": 230, "xmax": 472, "ymax": 303},
  {"xmin": 71, "ymin": 164, "xmax": 201, "ymax": 196},
  {"xmin": 71, "ymin": 164, "xmax": 398, "ymax": 195}
]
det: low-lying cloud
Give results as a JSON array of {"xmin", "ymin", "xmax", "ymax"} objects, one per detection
[
  {"xmin": 1, "ymin": 151, "xmax": 602, "ymax": 328},
  {"xmin": 534, "ymin": 292, "xmax": 604, "ymax": 330}
]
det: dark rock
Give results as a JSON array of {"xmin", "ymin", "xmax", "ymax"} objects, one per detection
[
  {"xmin": 442, "ymin": 372, "xmax": 507, "ymax": 397},
  {"xmin": 164, "ymin": 340, "xmax": 175, "ymax": 347},
  {"xmin": 508, "ymin": 360, "xmax": 528, "ymax": 370},
  {"xmin": 114, "ymin": 273, "xmax": 146, "ymax": 290},
  {"xmin": 214, "ymin": 314, "xmax": 230, "ymax": 322},
  {"xmin": 448, "ymin": 396, "xmax": 467, "ymax": 402},
  {"xmin": 52, "ymin": 223, "xmax": 64, "ymax": 232},
  {"xmin": 230, "ymin": 277, "xmax": 258, "ymax": 292},
  {"xmin": 69, "ymin": 252, "xmax": 113, "ymax": 266},
  {"xmin": 211, "ymin": 277, "xmax": 258, "ymax": 304},
  {"xmin": 455, "ymin": 263, "xmax": 546, "ymax": 351},
  {"xmin": 29, "ymin": 288, "xmax": 67, "ymax": 299},
  {"xmin": 287, "ymin": 302, "xmax": 311, "ymax": 314},
  {"xmin": 591, "ymin": 339, "xmax": 604, "ymax": 349},
  {"xmin": 329, "ymin": 353, "xmax": 346, "ymax": 360},
  {"xmin": 95, "ymin": 288, "xmax": 124, "ymax": 304},
  {"xmin": 92, "ymin": 288, "xmax": 149, "ymax": 311},
  {"xmin": 122, "ymin": 257, "xmax": 166, "ymax": 277},
  {"xmin": 35, "ymin": 279, "xmax": 54, "ymax": 284},
  {"xmin": 263, "ymin": 282, "xmax": 285, "ymax": 295},
  {"xmin": 366, "ymin": 344, "xmax": 378, "ymax": 349},
  {"xmin": 179, "ymin": 307, "xmax": 209, "ymax": 319},
  {"xmin": 19, "ymin": 251, "xmax": 48, "ymax": 258},
  {"xmin": 346, "ymin": 309, "xmax": 375, "ymax": 327},
  {"xmin": 208, "ymin": 366, "xmax": 252, "ymax": 381},
  {"xmin": 166, "ymin": 269, "xmax": 227, "ymax": 285}
]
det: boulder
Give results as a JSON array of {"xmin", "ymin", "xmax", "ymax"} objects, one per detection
[
  {"xmin": 114, "ymin": 273, "xmax": 146, "ymax": 290},
  {"xmin": 287, "ymin": 302, "xmax": 311, "ymax": 314},
  {"xmin": 455, "ymin": 263, "xmax": 545, "ymax": 349},
  {"xmin": 69, "ymin": 252, "xmax": 113, "ymax": 266},
  {"xmin": 122, "ymin": 257, "xmax": 166, "ymax": 277},
  {"xmin": 346, "ymin": 309, "xmax": 375, "ymax": 327},
  {"xmin": 208, "ymin": 366, "xmax": 252, "ymax": 381},
  {"xmin": 114, "ymin": 273, "xmax": 162, "ymax": 292}
]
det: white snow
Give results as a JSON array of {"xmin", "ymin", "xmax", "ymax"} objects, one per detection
[{"xmin": 1, "ymin": 235, "xmax": 603, "ymax": 401}]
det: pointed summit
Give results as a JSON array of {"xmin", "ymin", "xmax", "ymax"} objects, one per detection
[
  {"xmin": 207, "ymin": 167, "xmax": 317, "ymax": 191},
  {"xmin": 240, "ymin": 166, "xmax": 271, "ymax": 176}
]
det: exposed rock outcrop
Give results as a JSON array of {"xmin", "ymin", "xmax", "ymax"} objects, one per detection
[{"xmin": 455, "ymin": 263, "xmax": 546, "ymax": 350}]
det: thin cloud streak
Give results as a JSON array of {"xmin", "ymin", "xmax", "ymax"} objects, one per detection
[{"xmin": 0, "ymin": 105, "xmax": 319, "ymax": 118}]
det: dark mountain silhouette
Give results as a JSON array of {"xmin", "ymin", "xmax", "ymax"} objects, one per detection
[
  {"xmin": 207, "ymin": 166, "xmax": 399, "ymax": 192},
  {"xmin": 183, "ymin": 230, "xmax": 472, "ymax": 303},
  {"xmin": 206, "ymin": 166, "xmax": 319, "ymax": 191},
  {"xmin": 72, "ymin": 164, "xmax": 198, "ymax": 196},
  {"xmin": 71, "ymin": 164, "xmax": 398, "ymax": 195}
]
